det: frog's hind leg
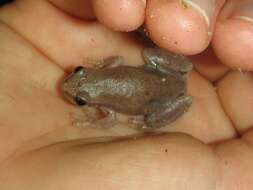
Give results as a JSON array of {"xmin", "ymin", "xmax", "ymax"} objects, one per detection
[
  {"xmin": 144, "ymin": 96, "xmax": 192, "ymax": 129},
  {"xmin": 142, "ymin": 48, "xmax": 193, "ymax": 78}
]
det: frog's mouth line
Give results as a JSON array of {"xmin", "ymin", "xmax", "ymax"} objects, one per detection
[{"xmin": 63, "ymin": 91, "xmax": 78, "ymax": 105}]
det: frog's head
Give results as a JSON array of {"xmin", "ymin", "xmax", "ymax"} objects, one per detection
[{"xmin": 63, "ymin": 66, "xmax": 91, "ymax": 106}]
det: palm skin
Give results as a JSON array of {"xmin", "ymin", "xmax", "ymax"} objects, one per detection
[{"xmin": 0, "ymin": 0, "xmax": 253, "ymax": 190}]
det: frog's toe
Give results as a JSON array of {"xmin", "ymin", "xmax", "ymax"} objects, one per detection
[{"xmin": 143, "ymin": 48, "xmax": 193, "ymax": 75}]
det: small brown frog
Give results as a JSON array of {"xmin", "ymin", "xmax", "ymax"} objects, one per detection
[{"xmin": 63, "ymin": 48, "xmax": 193, "ymax": 128}]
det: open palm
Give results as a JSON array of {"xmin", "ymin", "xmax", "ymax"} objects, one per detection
[{"xmin": 0, "ymin": 1, "xmax": 253, "ymax": 189}]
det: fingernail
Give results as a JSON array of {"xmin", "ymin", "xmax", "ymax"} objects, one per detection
[
  {"xmin": 181, "ymin": 0, "xmax": 215, "ymax": 27},
  {"xmin": 230, "ymin": 2, "xmax": 253, "ymax": 23}
]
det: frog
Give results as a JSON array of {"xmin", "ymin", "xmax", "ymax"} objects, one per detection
[{"xmin": 62, "ymin": 48, "xmax": 193, "ymax": 128}]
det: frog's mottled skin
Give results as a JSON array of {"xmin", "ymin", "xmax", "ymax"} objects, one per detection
[{"xmin": 63, "ymin": 48, "xmax": 193, "ymax": 128}]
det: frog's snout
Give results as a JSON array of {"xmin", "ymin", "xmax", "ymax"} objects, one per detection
[
  {"xmin": 62, "ymin": 77, "xmax": 89, "ymax": 106},
  {"xmin": 62, "ymin": 83, "xmax": 75, "ymax": 104}
]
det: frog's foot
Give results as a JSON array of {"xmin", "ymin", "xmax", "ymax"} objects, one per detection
[
  {"xmin": 142, "ymin": 48, "xmax": 193, "ymax": 78},
  {"xmin": 74, "ymin": 106, "xmax": 116, "ymax": 128},
  {"xmin": 144, "ymin": 96, "xmax": 192, "ymax": 128},
  {"xmin": 95, "ymin": 56, "xmax": 125, "ymax": 69},
  {"xmin": 127, "ymin": 115, "xmax": 145, "ymax": 129}
]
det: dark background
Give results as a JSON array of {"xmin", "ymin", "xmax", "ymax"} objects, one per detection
[{"xmin": 0, "ymin": 0, "xmax": 13, "ymax": 6}]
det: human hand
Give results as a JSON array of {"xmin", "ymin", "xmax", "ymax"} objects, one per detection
[{"xmin": 0, "ymin": 0, "xmax": 252, "ymax": 189}]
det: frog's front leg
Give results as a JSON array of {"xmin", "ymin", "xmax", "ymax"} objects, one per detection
[
  {"xmin": 144, "ymin": 96, "xmax": 192, "ymax": 128},
  {"xmin": 142, "ymin": 48, "xmax": 193, "ymax": 77},
  {"xmin": 95, "ymin": 56, "xmax": 125, "ymax": 69}
]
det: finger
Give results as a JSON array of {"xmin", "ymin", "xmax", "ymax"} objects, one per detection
[
  {"xmin": 1, "ymin": 134, "xmax": 219, "ymax": 190},
  {"xmin": 49, "ymin": 0, "xmax": 95, "ymax": 19},
  {"xmin": 212, "ymin": 0, "xmax": 253, "ymax": 71},
  {"xmin": 214, "ymin": 130, "xmax": 253, "ymax": 190},
  {"xmin": 0, "ymin": 20, "xmax": 148, "ymax": 161},
  {"xmin": 0, "ymin": 0, "xmax": 144, "ymax": 70},
  {"xmin": 0, "ymin": 0, "xmax": 236, "ymax": 145},
  {"xmin": 0, "ymin": 22, "xmax": 82, "ymax": 161},
  {"xmin": 93, "ymin": 0, "xmax": 146, "ymax": 31},
  {"xmin": 162, "ymin": 70, "xmax": 236, "ymax": 143},
  {"xmin": 0, "ymin": 20, "xmax": 144, "ymax": 159},
  {"xmin": 217, "ymin": 71, "xmax": 253, "ymax": 133},
  {"xmin": 145, "ymin": 0, "xmax": 225, "ymax": 55},
  {"xmin": 191, "ymin": 46, "xmax": 229, "ymax": 82},
  {"xmin": 49, "ymin": 0, "xmax": 146, "ymax": 31}
]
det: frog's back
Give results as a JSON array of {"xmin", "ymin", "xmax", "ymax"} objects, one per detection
[{"xmin": 85, "ymin": 66, "xmax": 185, "ymax": 114}]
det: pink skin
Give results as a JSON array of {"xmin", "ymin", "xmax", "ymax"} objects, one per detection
[
  {"xmin": 50, "ymin": 0, "xmax": 253, "ymax": 70},
  {"xmin": 212, "ymin": 0, "xmax": 253, "ymax": 71},
  {"xmin": 93, "ymin": 0, "xmax": 145, "ymax": 31},
  {"xmin": 0, "ymin": 0, "xmax": 253, "ymax": 189}
]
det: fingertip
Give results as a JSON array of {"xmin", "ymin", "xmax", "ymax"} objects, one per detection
[
  {"xmin": 146, "ymin": 0, "xmax": 210, "ymax": 55},
  {"xmin": 212, "ymin": 19, "xmax": 253, "ymax": 71},
  {"xmin": 191, "ymin": 46, "xmax": 229, "ymax": 82},
  {"xmin": 93, "ymin": 0, "xmax": 145, "ymax": 32},
  {"xmin": 217, "ymin": 71, "xmax": 253, "ymax": 133}
]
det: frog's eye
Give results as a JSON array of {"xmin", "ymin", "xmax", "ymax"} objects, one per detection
[
  {"xmin": 74, "ymin": 66, "xmax": 84, "ymax": 73},
  {"xmin": 75, "ymin": 96, "xmax": 87, "ymax": 106},
  {"xmin": 73, "ymin": 66, "xmax": 87, "ymax": 77}
]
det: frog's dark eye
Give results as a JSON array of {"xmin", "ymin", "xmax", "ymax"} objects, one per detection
[
  {"xmin": 75, "ymin": 96, "xmax": 87, "ymax": 106},
  {"xmin": 74, "ymin": 66, "xmax": 84, "ymax": 73}
]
